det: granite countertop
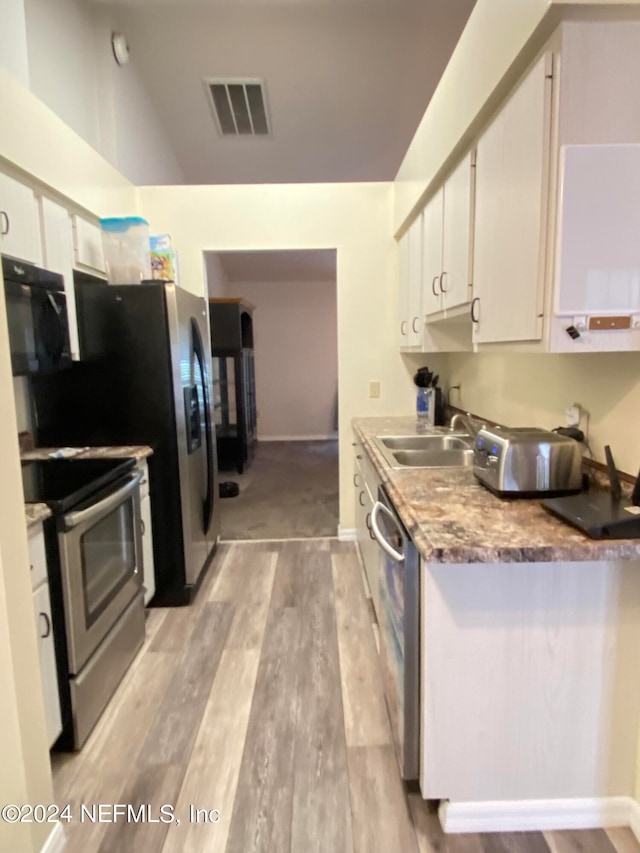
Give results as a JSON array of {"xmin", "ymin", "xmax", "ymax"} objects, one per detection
[
  {"xmin": 21, "ymin": 445, "xmax": 154, "ymax": 462},
  {"xmin": 353, "ymin": 416, "xmax": 640, "ymax": 565},
  {"xmin": 25, "ymin": 503, "xmax": 52, "ymax": 528},
  {"xmin": 22, "ymin": 446, "xmax": 153, "ymax": 528}
]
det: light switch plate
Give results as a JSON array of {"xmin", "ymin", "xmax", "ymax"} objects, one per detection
[{"xmin": 369, "ymin": 380, "xmax": 381, "ymax": 398}]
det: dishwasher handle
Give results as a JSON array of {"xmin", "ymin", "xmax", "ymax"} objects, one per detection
[{"xmin": 371, "ymin": 501, "xmax": 404, "ymax": 562}]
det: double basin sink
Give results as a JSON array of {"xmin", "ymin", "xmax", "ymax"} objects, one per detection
[{"xmin": 372, "ymin": 432, "xmax": 475, "ymax": 469}]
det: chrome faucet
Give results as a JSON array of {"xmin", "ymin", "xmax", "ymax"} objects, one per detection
[{"xmin": 450, "ymin": 412, "xmax": 485, "ymax": 438}]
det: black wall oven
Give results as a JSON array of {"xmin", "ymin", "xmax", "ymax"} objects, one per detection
[
  {"xmin": 2, "ymin": 255, "xmax": 72, "ymax": 375},
  {"xmin": 23, "ymin": 458, "xmax": 145, "ymax": 749}
]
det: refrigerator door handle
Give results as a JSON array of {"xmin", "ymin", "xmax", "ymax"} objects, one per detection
[{"xmin": 191, "ymin": 318, "xmax": 214, "ymax": 535}]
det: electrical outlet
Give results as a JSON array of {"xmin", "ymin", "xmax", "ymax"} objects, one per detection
[
  {"xmin": 565, "ymin": 405, "xmax": 580, "ymax": 427},
  {"xmin": 369, "ymin": 380, "xmax": 381, "ymax": 399}
]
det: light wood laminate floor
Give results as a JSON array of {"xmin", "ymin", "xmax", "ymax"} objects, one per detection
[{"xmin": 52, "ymin": 540, "xmax": 640, "ymax": 853}]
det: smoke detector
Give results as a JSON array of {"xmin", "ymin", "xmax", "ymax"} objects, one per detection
[{"xmin": 204, "ymin": 78, "xmax": 271, "ymax": 136}]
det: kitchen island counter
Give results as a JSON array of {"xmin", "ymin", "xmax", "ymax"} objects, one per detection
[
  {"xmin": 353, "ymin": 416, "xmax": 640, "ymax": 564},
  {"xmin": 354, "ymin": 416, "xmax": 640, "ymax": 816}
]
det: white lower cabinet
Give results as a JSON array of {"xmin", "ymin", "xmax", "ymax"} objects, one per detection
[
  {"xmin": 353, "ymin": 444, "xmax": 382, "ymax": 616},
  {"xmin": 137, "ymin": 461, "xmax": 155, "ymax": 605},
  {"xmin": 29, "ymin": 524, "xmax": 62, "ymax": 749},
  {"xmin": 32, "ymin": 582, "xmax": 62, "ymax": 748},
  {"xmin": 140, "ymin": 494, "xmax": 155, "ymax": 605}
]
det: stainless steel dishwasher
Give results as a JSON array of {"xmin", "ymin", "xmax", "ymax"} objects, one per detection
[{"xmin": 370, "ymin": 485, "xmax": 420, "ymax": 781}]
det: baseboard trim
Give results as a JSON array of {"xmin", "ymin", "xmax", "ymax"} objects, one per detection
[
  {"xmin": 220, "ymin": 535, "xmax": 338, "ymax": 543},
  {"xmin": 439, "ymin": 796, "xmax": 634, "ymax": 835},
  {"xmin": 260, "ymin": 434, "xmax": 338, "ymax": 442},
  {"xmin": 629, "ymin": 798, "xmax": 640, "ymax": 844},
  {"xmin": 40, "ymin": 823, "xmax": 66, "ymax": 853},
  {"xmin": 338, "ymin": 527, "xmax": 357, "ymax": 542}
]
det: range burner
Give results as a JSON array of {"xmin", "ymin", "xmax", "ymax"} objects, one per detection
[{"xmin": 22, "ymin": 457, "xmax": 135, "ymax": 513}]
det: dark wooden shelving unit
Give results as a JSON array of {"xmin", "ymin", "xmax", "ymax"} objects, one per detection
[{"xmin": 209, "ymin": 298, "xmax": 257, "ymax": 474}]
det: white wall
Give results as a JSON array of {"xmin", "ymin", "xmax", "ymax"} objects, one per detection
[
  {"xmin": 0, "ymin": 64, "xmax": 136, "ymax": 217},
  {"xmin": 447, "ymin": 351, "xmax": 640, "ymax": 477},
  {"xmin": 0, "ymin": 0, "xmax": 30, "ymax": 87},
  {"xmin": 0, "ymin": 268, "xmax": 54, "ymax": 853},
  {"xmin": 137, "ymin": 183, "xmax": 420, "ymax": 529},
  {"xmin": 22, "ymin": 0, "xmax": 183, "ymax": 187},
  {"xmin": 228, "ymin": 279, "xmax": 338, "ymax": 440},
  {"xmin": 205, "ymin": 252, "xmax": 229, "ymax": 299}
]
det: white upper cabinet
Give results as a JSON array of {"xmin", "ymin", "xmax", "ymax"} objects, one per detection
[
  {"xmin": 472, "ymin": 53, "xmax": 553, "ymax": 345},
  {"xmin": 421, "ymin": 188, "xmax": 444, "ymax": 317},
  {"xmin": 398, "ymin": 228, "xmax": 410, "ymax": 347},
  {"xmin": 442, "ymin": 153, "xmax": 474, "ymax": 313},
  {"xmin": 422, "ymin": 155, "xmax": 475, "ymax": 319},
  {"xmin": 549, "ymin": 144, "xmax": 640, "ymax": 351},
  {"xmin": 0, "ymin": 172, "xmax": 42, "ymax": 265},
  {"xmin": 73, "ymin": 214, "xmax": 106, "ymax": 274},
  {"xmin": 40, "ymin": 197, "xmax": 80, "ymax": 360},
  {"xmin": 399, "ymin": 215, "xmax": 424, "ymax": 350}
]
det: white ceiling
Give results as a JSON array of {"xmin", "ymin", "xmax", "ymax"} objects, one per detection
[
  {"xmin": 213, "ymin": 249, "xmax": 336, "ymax": 282},
  {"xmin": 91, "ymin": 0, "xmax": 475, "ymax": 184}
]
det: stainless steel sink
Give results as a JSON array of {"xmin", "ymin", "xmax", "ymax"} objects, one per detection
[
  {"xmin": 390, "ymin": 448, "xmax": 474, "ymax": 469},
  {"xmin": 372, "ymin": 433, "xmax": 475, "ymax": 469},
  {"xmin": 380, "ymin": 435, "xmax": 472, "ymax": 451}
]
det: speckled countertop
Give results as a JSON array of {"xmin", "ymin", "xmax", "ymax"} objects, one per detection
[
  {"xmin": 22, "ymin": 446, "xmax": 153, "ymax": 529},
  {"xmin": 353, "ymin": 416, "xmax": 640, "ymax": 564},
  {"xmin": 25, "ymin": 503, "xmax": 52, "ymax": 528},
  {"xmin": 22, "ymin": 445, "xmax": 154, "ymax": 462}
]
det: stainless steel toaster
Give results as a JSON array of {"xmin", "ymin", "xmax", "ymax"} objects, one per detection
[{"xmin": 473, "ymin": 426, "xmax": 583, "ymax": 497}]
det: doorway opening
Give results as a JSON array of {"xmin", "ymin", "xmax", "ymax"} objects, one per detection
[{"xmin": 204, "ymin": 249, "xmax": 338, "ymax": 540}]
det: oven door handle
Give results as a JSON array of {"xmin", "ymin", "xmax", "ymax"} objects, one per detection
[
  {"xmin": 371, "ymin": 501, "xmax": 405, "ymax": 562},
  {"xmin": 63, "ymin": 472, "xmax": 143, "ymax": 531}
]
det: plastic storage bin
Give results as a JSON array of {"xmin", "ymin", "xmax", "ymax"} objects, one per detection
[{"xmin": 100, "ymin": 217, "xmax": 151, "ymax": 283}]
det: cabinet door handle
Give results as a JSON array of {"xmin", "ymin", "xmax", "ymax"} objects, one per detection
[
  {"xmin": 140, "ymin": 518, "xmax": 146, "ymax": 536},
  {"xmin": 471, "ymin": 297, "xmax": 480, "ymax": 324},
  {"xmin": 432, "ymin": 275, "xmax": 439, "ymax": 297},
  {"xmin": 439, "ymin": 272, "xmax": 447, "ymax": 293},
  {"xmin": 366, "ymin": 512, "xmax": 375, "ymax": 539},
  {"xmin": 358, "ymin": 490, "xmax": 366, "ymax": 507},
  {"xmin": 353, "ymin": 473, "xmax": 361, "ymax": 487},
  {"xmin": 39, "ymin": 612, "xmax": 51, "ymax": 639},
  {"xmin": 412, "ymin": 316, "xmax": 420, "ymax": 333},
  {"xmin": 0, "ymin": 211, "xmax": 9, "ymax": 236},
  {"xmin": 400, "ymin": 320, "xmax": 408, "ymax": 336}
]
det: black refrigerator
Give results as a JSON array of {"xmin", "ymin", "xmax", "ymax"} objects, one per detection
[{"xmin": 31, "ymin": 280, "xmax": 221, "ymax": 606}]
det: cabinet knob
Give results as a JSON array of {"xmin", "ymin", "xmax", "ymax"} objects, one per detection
[
  {"xmin": 471, "ymin": 297, "xmax": 480, "ymax": 324},
  {"xmin": 0, "ymin": 211, "xmax": 9, "ymax": 236},
  {"xmin": 439, "ymin": 272, "xmax": 447, "ymax": 293},
  {"xmin": 39, "ymin": 612, "xmax": 51, "ymax": 639}
]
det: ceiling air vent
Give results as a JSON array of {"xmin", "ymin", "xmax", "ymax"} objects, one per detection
[{"xmin": 205, "ymin": 78, "xmax": 270, "ymax": 136}]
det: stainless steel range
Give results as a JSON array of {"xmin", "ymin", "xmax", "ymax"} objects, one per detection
[{"xmin": 22, "ymin": 457, "xmax": 145, "ymax": 749}]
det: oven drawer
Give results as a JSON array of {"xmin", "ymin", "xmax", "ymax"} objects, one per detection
[{"xmin": 70, "ymin": 591, "xmax": 145, "ymax": 748}]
